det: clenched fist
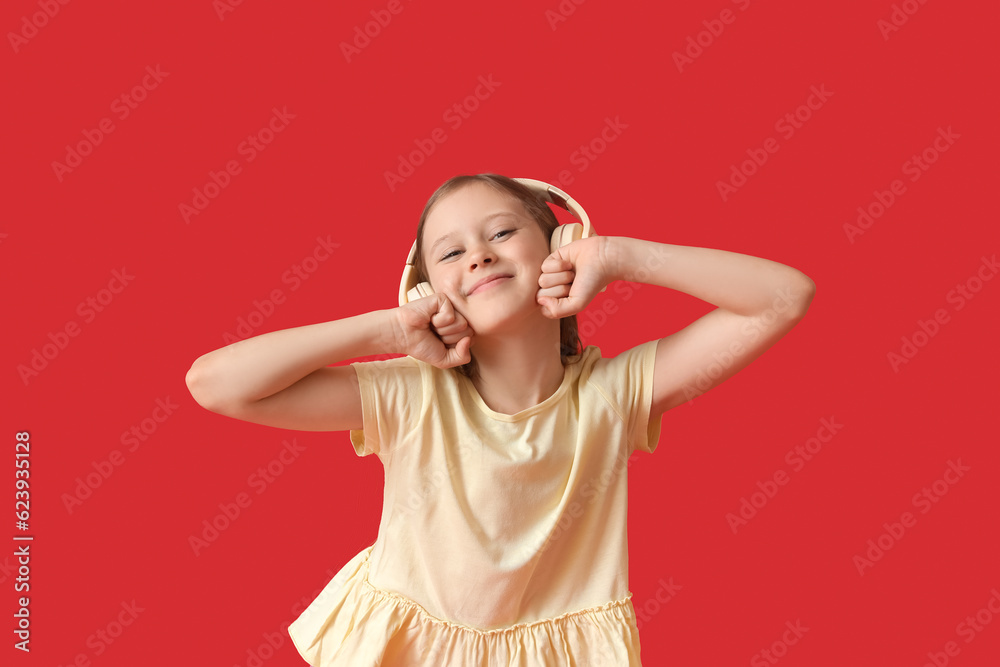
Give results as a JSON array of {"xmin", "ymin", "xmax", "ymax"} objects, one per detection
[{"xmin": 394, "ymin": 293, "xmax": 475, "ymax": 369}]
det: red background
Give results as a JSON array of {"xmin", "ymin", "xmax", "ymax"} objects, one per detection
[{"xmin": 4, "ymin": 0, "xmax": 999, "ymax": 665}]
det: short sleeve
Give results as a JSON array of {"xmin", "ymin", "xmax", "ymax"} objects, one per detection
[
  {"xmin": 348, "ymin": 355, "xmax": 424, "ymax": 458},
  {"xmin": 588, "ymin": 340, "xmax": 663, "ymax": 455}
]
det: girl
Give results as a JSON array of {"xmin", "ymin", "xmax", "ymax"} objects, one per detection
[{"xmin": 185, "ymin": 174, "xmax": 815, "ymax": 666}]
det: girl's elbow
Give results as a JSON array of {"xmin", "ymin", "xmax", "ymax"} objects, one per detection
[
  {"xmin": 185, "ymin": 364, "xmax": 214, "ymax": 411},
  {"xmin": 790, "ymin": 275, "xmax": 816, "ymax": 318},
  {"xmin": 185, "ymin": 359, "xmax": 231, "ymax": 414}
]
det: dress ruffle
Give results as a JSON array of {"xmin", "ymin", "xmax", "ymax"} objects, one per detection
[{"xmin": 288, "ymin": 544, "xmax": 643, "ymax": 666}]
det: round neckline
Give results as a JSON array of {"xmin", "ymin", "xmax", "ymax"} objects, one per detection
[{"xmin": 458, "ymin": 356, "xmax": 580, "ymax": 422}]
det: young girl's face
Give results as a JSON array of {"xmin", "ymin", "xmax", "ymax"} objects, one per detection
[{"xmin": 421, "ymin": 182, "xmax": 552, "ymax": 335}]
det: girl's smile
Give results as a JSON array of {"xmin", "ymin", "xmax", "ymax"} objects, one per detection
[{"xmin": 468, "ymin": 274, "xmax": 513, "ymax": 296}]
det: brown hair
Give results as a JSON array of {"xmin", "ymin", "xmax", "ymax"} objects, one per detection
[{"xmin": 413, "ymin": 173, "xmax": 583, "ymax": 380}]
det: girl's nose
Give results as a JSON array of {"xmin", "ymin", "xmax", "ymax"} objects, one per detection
[{"xmin": 466, "ymin": 245, "xmax": 496, "ymax": 269}]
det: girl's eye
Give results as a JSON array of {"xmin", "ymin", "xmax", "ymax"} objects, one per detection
[{"xmin": 439, "ymin": 229, "xmax": 514, "ymax": 261}]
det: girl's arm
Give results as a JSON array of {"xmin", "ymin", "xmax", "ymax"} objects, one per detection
[
  {"xmin": 185, "ymin": 294, "xmax": 474, "ymax": 432},
  {"xmin": 185, "ymin": 310, "xmax": 399, "ymax": 432},
  {"xmin": 608, "ymin": 237, "xmax": 816, "ymax": 416},
  {"xmin": 538, "ymin": 236, "xmax": 816, "ymax": 417}
]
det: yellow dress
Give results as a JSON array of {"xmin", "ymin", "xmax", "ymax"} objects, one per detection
[{"xmin": 289, "ymin": 341, "xmax": 663, "ymax": 666}]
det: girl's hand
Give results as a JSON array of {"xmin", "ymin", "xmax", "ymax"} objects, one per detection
[
  {"xmin": 394, "ymin": 293, "xmax": 474, "ymax": 369},
  {"xmin": 536, "ymin": 235, "xmax": 617, "ymax": 319}
]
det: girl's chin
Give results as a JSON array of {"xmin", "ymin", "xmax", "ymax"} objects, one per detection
[{"xmin": 466, "ymin": 308, "xmax": 553, "ymax": 336}]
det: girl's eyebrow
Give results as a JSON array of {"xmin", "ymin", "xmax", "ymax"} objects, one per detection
[{"xmin": 428, "ymin": 211, "xmax": 518, "ymax": 256}]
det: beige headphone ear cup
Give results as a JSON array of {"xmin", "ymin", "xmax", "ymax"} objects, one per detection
[
  {"xmin": 400, "ymin": 263, "xmax": 436, "ymax": 306},
  {"xmin": 407, "ymin": 282, "xmax": 434, "ymax": 303},
  {"xmin": 550, "ymin": 223, "xmax": 584, "ymax": 253}
]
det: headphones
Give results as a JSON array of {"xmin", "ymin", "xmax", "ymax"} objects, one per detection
[{"xmin": 398, "ymin": 177, "xmax": 603, "ymax": 306}]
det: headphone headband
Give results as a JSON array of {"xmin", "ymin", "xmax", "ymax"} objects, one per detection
[{"xmin": 509, "ymin": 177, "xmax": 592, "ymax": 238}]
